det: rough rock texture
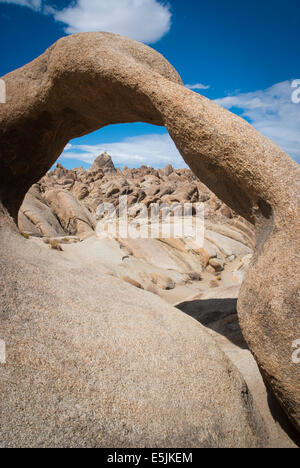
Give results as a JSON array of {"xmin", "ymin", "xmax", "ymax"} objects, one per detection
[
  {"xmin": 18, "ymin": 190, "xmax": 64, "ymax": 236},
  {"xmin": 36, "ymin": 154, "xmax": 239, "ymax": 228},
  {"xmin": 43, "ymin": 189, "xmax": 95, "ymax": 236},
  {"xmin": 17, "ymin": 156, "xmax": 255, "ymax": 303},
  {"xmin": 176, "ymin": 286, "xmax": 299, "ymax": 448},
  {"xmin": 90, "ymin": 152, "xmax": 116, "ymax": 174},
  {"xmin": 18, "ymin": 187, "xmax": 65, "ymax": 237},
  {"xmin": 0, "ymin": 32, "xmax": 299, "ymax": 440},
  {"xmin": 0, "ymin": 214, "xmax": 268, "ymax": 448}
]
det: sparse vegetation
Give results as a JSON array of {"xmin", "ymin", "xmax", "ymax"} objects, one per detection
[
  {"xmin": 21, "ymin": 232, "xmax": 30, "ymax": 239},
  {"xmin": 49, "ymin": 239, "xmax": 63, "ymax": 251}
]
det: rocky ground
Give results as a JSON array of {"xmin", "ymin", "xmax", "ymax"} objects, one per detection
[
  {"xmin": 18, "ymin": 152, "xmax": 255, "ymax": 303},
  {"xmin": 16, "ymin": 153, "xmax": 299, "ymax": 447}
]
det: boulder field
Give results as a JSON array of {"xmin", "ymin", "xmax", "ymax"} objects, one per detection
[{"xmin": 18, "ymin": 156, "xmax": 256, "ymax": 302}]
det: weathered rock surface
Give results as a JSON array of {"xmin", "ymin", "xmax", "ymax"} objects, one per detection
[
  {"xmin": 18, "ymin": 156, "xmax": 255, "ymax": 298},
  {"xmin": 18, "ymin": 186, "xmax": 65, "ymax": 237},
  {"xmin": 176, "ymin": 286, "xmax": 299, "ymax": 448},
  {"xmin": 0, "ymin": 220, "xmax": 268, "ymax": 448},
  {"xmin": 0, "ymin": 32, "xmax": 299, "ymax": 442},
  {"xmin": 20, "ymin": 155, "xmax": 244, "ymax": 240},
  {"xmin": 90, "ymin": 152, "xmax": 116, "ymax": 174},
  {"xmin": 44, "ymin": 189, "xmax": 95, "ymax": 236}
]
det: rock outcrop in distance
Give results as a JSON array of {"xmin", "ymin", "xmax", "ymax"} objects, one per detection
[
  {"xmin": 18, "ymin": 156, "xmax": 255, "ymax": 302},
  {"xmin": 18, "ymin": 153, "xmax": 253, "ymax": 238},
  {"xmin": 0, "ymin": 32, "xmax": 299, "ymax": 446}
]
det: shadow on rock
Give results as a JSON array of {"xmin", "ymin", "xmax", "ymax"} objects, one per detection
[
  {"xmin": 267, "ymin": 389, "xmax": 300, "ymax": 447},
  {"xmin": 176, "ymin": 297, "xmax": 248, "ymax": 349},
  {"xmin": 176, "ymin": 294, "xmax": 299, "ymax": 447}
]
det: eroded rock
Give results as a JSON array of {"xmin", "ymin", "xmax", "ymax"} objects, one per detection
[{"xmin": 0, "ymin": 32, "xmax": 299, "ymax": 441}]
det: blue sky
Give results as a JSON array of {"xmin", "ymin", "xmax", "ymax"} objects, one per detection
[{"xmin": 1, "ymin": 0, "xmax": 300, "ymax": 168}]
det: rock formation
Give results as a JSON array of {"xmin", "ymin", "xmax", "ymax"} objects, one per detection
[
  {"xmin": 19, "ymin": 155, "xmax": 250, "ymax": 234},
  {"xmin": 0, "ymin": 32, "xmax": 299, "ymax": 445},
  {"xmin": 18, "ymin": 157, "xmax": 255, "ymax": 301},
  {"xmin": 90, "ymin": 152, "xmax": 117, "ymax": 174}
]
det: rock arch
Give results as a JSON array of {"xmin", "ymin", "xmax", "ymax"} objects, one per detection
[{"xmin": 0, "ymin": 32, "xmax": 299, "ymax": 433}]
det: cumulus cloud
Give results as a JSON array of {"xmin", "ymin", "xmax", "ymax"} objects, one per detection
[
  {"xmin": 48, "ymin": 0, "xmax": 171, "ymax": 43},
  {"xmin": 59, "ymin": 133, "xmax": 186, "ymax": 169},
  {"xmin": 215, "ymin": 80, "xmax": 300, "ymax": 163},
  {"xmin": 0, "ymin": 0, "xmax": 41, "ymax": 9},
  {"xmin": 185, "ymin": 83, "xmax": 210, "ymax": 90},
  {"xmin": 1, "ymin": 0, "xmax": 171, "ymax": 43}
]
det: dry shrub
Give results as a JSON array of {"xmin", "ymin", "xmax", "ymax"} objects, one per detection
[{"xmin": 49, "ymin": 239, "xmax": 63, "ymax": 251}]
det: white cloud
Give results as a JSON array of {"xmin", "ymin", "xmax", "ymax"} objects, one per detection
[
  {"xmin": 185, "ymin": 83, "xmax": 210, "ymax": 90},
  {"xmin": 1, "ymin": 0, "xmax": 171, "ymax": 43},
  {"xmin": 49, "ymin": 0, "xmax": 171, "ymax": 43},
  {"xmin": 215, "ymin": 80, "xmax": 300, "ymax": 163},
  {"xmin": 0, "ymin": 0, "xmax": 41, "ymax": 9},
  {"xmin": 59, "ymin": 133, "xmax": 187, "ymax": 169}
]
